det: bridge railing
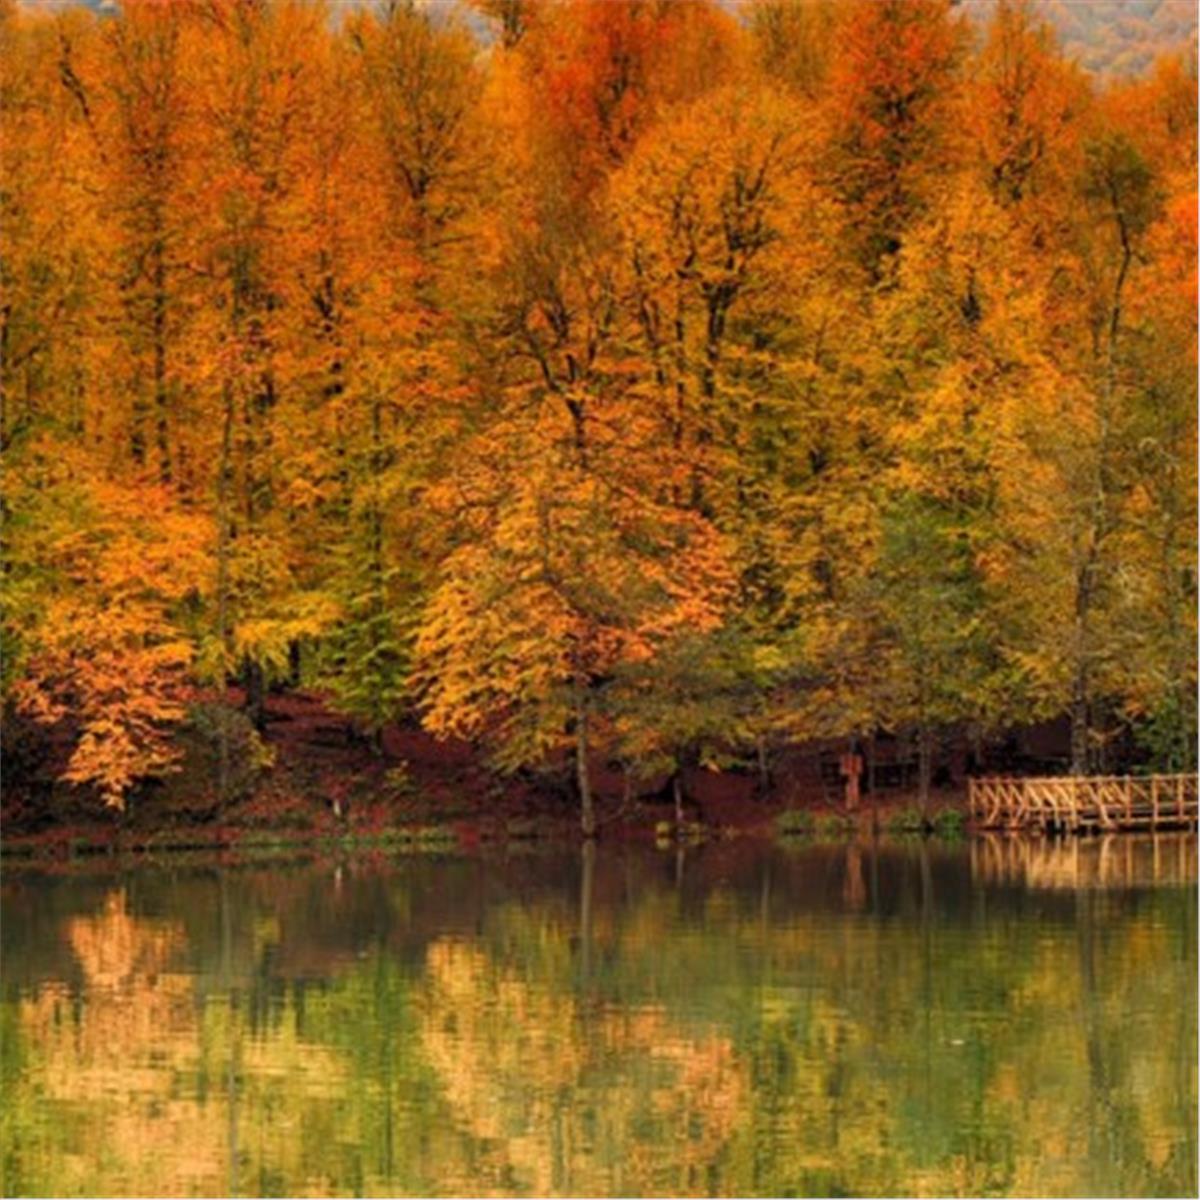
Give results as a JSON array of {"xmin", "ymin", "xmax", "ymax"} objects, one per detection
[{"xmin": 968, "ymin": 774, "xmax": 1198, "ymax": 832}]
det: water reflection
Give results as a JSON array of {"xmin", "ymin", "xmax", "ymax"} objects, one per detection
[
  {"xmin": 971, "ymin": 833, "xmax": 1199, "ymax": 890},
  {"xmin": 2, "ymin": 837, "xmax": 1195, "ymax": 1198}
]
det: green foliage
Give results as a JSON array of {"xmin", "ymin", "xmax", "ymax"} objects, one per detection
[
  {"xmin": 813, "ymin": 812, "xmax": 857, "ymax": 838},
  {"xmin": 774, "ymin": 808, "xmax": 815, "ymax": 839},
  {"xmin": 609, "ymin": 625, "xmax": 768, "ymax": 785},
  {"xmin": 179, "ymin": 701, "xmax": 276, "ymax": 805},
  {"xmin": 1133, "ymin": 692, "xmax": 1199, "ymax": 773},
  {"xmin": 885, "ymin": 806, "xmax": 928, "ymax": 833},
  {"xmin": 931, "ymin": 807, "xmax": 966, "ymax": 838},
  {"xmin": 320, "ymin": 565, "xmax": 413, "ymax": 738}
]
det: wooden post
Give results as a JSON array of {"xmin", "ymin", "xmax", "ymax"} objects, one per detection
[{"xmin": 839, "ymin": 750, "xmax": 863, "ymax": 811}]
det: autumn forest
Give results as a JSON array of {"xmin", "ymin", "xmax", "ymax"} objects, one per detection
[{"xmin": 2, "ymin": 0, "xmax": 1197, "ymax": 834}]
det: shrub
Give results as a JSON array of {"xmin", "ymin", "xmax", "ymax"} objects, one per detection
[
  {"xmin": 932, "ymin": 807, "xmax": 965, "ymax": 838},
  {"xmin": 775, "ymin": 809, "xmax": 815, "ymax": 838},
  {"xmin": 814, "ymin": 812, "xmax": 856, "ymax": 837},
  {"xmin": 884, "ymin": 806, "xmax": 925, "ymax": 833},
  {"xmin": 173, "ymin": 701, "xmax": 276, "ymax": 809}
]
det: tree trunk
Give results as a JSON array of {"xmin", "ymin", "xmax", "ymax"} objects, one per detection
[
  {"xmin": 756, "ymin": 735, "xmax": 771, "ymax": 795},
  {"xmin": 919, "ymin": 840, "xmax": 934, "ymax": 923},
  {"xmin": 366, "ymin": 396, "xmax": 388, "ymax": 726},
  {"xmin": 917, "ymin": 724, "xmax": 933, "ymax": 826},
  {"xmin": 576, "ymin": 685, "xmax": 595, "ymax": 839},
  {"xmin": 1070, "ymin": 672, "xmax": 1090, "ymax": 775},
  {"xmin": 243, "ymin": 657, "xmax": 266, "ymax": 732},
  {"xmin": 215, "ymin": 380, "xmax": 234, "ymax": 808},
  {"xmin": 673, "ymin": 772, "xmax": 685, "ymax": 829},
  {"xmin": 152, "ymin": 237, "xmax": 171, "ymax": 485},
  {"xmin": 131, "ymin": 366, "xmax": 147, "ymax": 468},
  {"xmin": 969, "ymin": 723, "xmax": 985, "ymax": 774},
  {"xmin": 579, "ymin": 839, "xmax": 594, "ymax": 983}
]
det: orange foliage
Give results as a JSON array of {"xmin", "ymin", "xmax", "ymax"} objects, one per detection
[{"xmin": 0, "ymin": 0, "xmax": 1194, "ymax": 814}]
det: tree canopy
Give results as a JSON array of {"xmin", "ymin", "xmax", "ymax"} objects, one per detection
[{"xmin": 2, "ymin": 0, "xmax": 1195, "ymax": 826}]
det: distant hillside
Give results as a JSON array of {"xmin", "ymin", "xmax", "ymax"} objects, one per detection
[
  {"xmin": 963, "ymin": 0, "xmax": 1197, "ymax": 76},
  {"xmin": 33, "ymin": 0, "xmax": 1200, "ymax": 78}
]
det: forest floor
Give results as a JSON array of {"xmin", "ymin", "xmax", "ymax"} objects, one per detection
[{"xmin": 2, "ymin": 690, "xmax": 968, "ymax": 860}]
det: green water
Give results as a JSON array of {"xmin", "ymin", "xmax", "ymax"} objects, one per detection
[{"xmin": 1, "ymin": 837, "xmax": 1195, "ymax": 1198}]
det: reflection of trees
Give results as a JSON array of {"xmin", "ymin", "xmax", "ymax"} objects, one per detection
[
  {"xmin": 418, "ymin": 937, "xmax": 745, "ymax": 1197},
  {"xmin": 14, "ymin": 890, "xmax": 218, "ymax": 1194},
  {"xmin": 445, "ymin": 842, "xmax": 1195, "ymax": 1198},
  {"xmin": 1, "ymin": 846, "xmax": 1195, "ymax": 1198},
  {"xmin": 727, "ymin": 848, "xmax": 1197, "ymax": 1197},
  {"xmin": 9, "ymin": 887, "xmax": 347, "ymax": 1198}
]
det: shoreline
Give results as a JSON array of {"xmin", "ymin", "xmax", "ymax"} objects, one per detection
[{"xmin": 1, "ymin": 794, "xmax": 971, "ymax": 864}]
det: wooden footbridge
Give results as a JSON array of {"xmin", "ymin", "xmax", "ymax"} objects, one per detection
[{"xmin": 969, "ymin": 774, "xmax": 1198, "ymax": 833}]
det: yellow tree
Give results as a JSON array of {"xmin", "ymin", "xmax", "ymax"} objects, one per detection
[
  {"xmin": 297, "ymin": 0, "xmax": 489, "ymax": 742},
  {"xmin": 862, "ymin": 174, "xmax": 1063, "ymax": 808},
  {"xmin": 414, "ymin": 397, "xmax": 733, "ymax": 836},
  {"xmin": 0, "ymin": 4, "xmax": 106, "ymax": 456},
  {"xmin": 97, "ymin": 0, "xmax": 195, "ymax": 485},
  {"xmin": 609, "ymin": 82, "xmax": 843, "ymax": 786},
  {"xmin": 749, "ymin": 0, "xmax": 840, "ymax": 101},
  {"xmin": 408, "ymin": 4, "xmax": 747, "ymax": 830},
  {"xmin": 1037, "ymin": 118, "xmax": 1166, "ymax": 771},
  {"xmin": 0, "ymin": 3, "xmax": 226, "ymax": 813},
  {"xmin": 1095, "ymin": 61, "xmax": 1197, "ymax": 768},
  {"xmin": 184, "ymin": 0, "xmax": 327, "ymax": 728}
]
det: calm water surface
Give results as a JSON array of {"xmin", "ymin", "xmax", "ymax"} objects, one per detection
[{"xmin": 2, "ymin": 836, "xmax": 1195, "ymax": 1198}]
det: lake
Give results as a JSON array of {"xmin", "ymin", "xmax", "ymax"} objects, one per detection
[{"xmin": 1, "ymin": 836, "xmax": 1195, "ymax": 1198}]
